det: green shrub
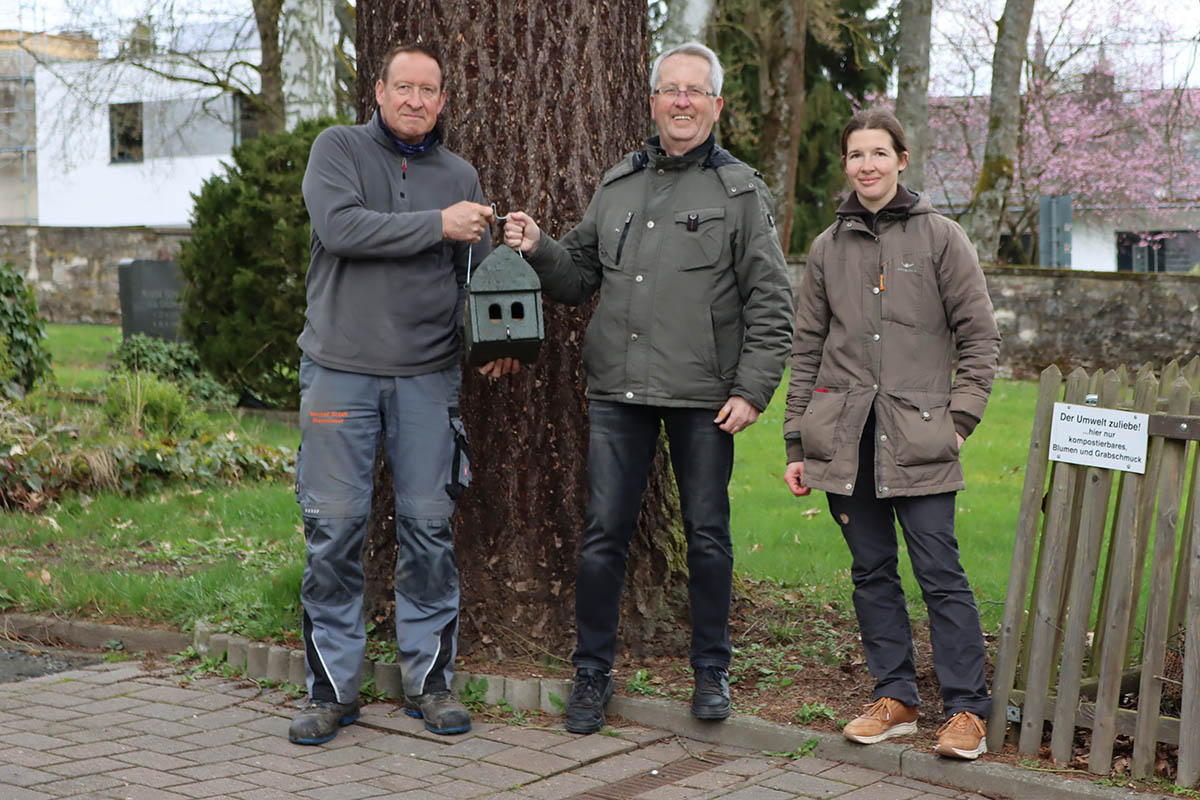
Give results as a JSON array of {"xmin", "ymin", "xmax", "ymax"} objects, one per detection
[
  {"xmin": 179, "ymin": 117, "xmax": 341, "ymax": 409},
  {"xmin": 0, "ymin": 261, "xmax": 52, "ymax": 399},
  {"xmin": 103, "ymin": 372, "xmax": 204, "ymax": 438},
  {"xmin": 115, "ymin": 334, "xmax": 236, "ymax": 406},
  {"xmin": 0, "ymin": 399, "xmax": 294, "ymax": 512}
]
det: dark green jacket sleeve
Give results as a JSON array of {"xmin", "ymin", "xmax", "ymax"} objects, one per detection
[
  {"xmin": 730, "ymin": 178, "xmax": 795, "ymax": 412},
  {"xmin": 525, "ymin": 190, "xmax": 604, "ymax": 307}
]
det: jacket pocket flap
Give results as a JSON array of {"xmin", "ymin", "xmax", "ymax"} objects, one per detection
[
  {"xmin": 890, "ymin": 390, "xmax": 951, "ymax": 413},
  {"xmin": 798, "ymin": 389, "xmax": 848, "ymax": 461},
  {"xmin": 673, "ymin": 207, "xmax": 726, "ymax": 226}
]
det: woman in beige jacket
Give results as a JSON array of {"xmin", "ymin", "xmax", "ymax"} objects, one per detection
[{"xmin": 783, "ymin": 109, "xmax": 1000, "ymax": 760}]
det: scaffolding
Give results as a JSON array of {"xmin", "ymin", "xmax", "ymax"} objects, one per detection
[
  {"xmin": 1, "ymin": 1, "xmax": 98, "ymax": 226},
  {"xmin": 0, "ymin": 1, "xmax": 42, "ymax": 224}
]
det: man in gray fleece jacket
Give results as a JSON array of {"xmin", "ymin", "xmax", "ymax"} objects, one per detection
[{"xmin": 289, "ymin": 42, "xmax": 512, "ymax": 746}]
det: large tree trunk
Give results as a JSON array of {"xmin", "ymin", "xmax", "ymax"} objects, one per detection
[
  {"xmin": 893, "ymin": 0, "xmax": 932, "ymax": 191},
  {"xmin": 251, "ymin": 0, "xmax": 285, "ymax": 134},
  {"xmin": 357, "ymin": 0, "xmax": 689, "ymax": 663},
  {"xmin": 966, "ymin": 0, "xmax": 1036, "ymax": 262},
  {"xmin": 754, "ymin": 0, "xmax": 807, "ymax": 253}
]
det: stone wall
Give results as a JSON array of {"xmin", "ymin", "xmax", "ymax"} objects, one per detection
[
  {"xmin": 984, "ymin": 266, "xmax": 1200, "ymax": 378},
  {"xmin": 0, "ymin": 225, "xmax": 189, "ymax": 323},
  {"xmin": 789, "ymin": 261, "xmax": 1200, "ymax": 378},
  {"xmin": 4, "ymin": 230, "xmax": 1199, "ymax": 379}
]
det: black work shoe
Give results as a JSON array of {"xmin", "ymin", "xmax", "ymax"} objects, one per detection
[
  {"xmin": 691, "ymin": 665, "xmax": 731, "ymax": 720},
  {"xmin": 564, "ymin": 667, "xmax": 614, "ymax": 734},
  {"xmin": 288, "ymin": 699, "xmax": 360, "ymax": 745},
  {"xmin": 403, "ymin": 690, "xmax": 472, "ymax": 735}
]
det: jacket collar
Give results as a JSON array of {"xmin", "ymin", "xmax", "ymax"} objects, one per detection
[
  {"xmin": 644, "ymin": 133, "xmax": 715, "ymax": 171},
  {"xmin": 836, "ymin": 185, "xmax": 919, "ymax": 221},
  {"xmin": 833, "ymin": 185, "xmax": 926, "ymax": 238},
  {"xmin": 369, "ymin": 109, "xmax": 443, "ymax": 157}
]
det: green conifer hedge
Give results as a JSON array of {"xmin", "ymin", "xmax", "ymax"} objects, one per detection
[{"xmin": 179, "ymin": 117, "xmax": 339, "ymax": 408}]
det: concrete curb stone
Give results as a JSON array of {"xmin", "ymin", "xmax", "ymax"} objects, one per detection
[
  {"xmin": 541, "ymin": 677, "xmax": 572, "ymax": 714},
  {"xmin": 900, "ymin": 750, "xmax": 1171, "ymax": 800},
  {"xmin": 225, "ymin": 635, "xmax": 248, "ymax": 670},
  {"xmin": 0, "ymin": 613, "xmax": 1173, "ymax": 800},
  {"xmin": 0, "ymin": 612, "xmax": 189, "ymax": 653},
  {"xmin": 287, "ymin": 647, "xmax": 305, "ymax": 685},
  {"xmin": 266, "ymin": 645, "xmax": 289, "ymax": 681},
  {"xmin": 506, "ymin": 676, "xmax": 540, "ymax": 711},
  {"xmin": 209, "ymin": 632, "xmax": 229, "ymax": 662},
  {"xmin": 246, "ymin": 642, "xmax": 269, "ymax": 677}
]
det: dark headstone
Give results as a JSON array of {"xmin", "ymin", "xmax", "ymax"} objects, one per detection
[{"xmin": 118, "ymin": 259, "xmax": 183, "ymax": 341}]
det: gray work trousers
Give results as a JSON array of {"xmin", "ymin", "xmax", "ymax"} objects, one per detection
[
  {"xmin": 296, "ymin": 356, "xmax": 468, "ymax": 704},
  {"xmin": 827, "ymin": 412, "xmax": 991, "ymax": 719}
]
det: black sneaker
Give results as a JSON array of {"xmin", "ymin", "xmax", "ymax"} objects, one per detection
[
  {"xmin": 403, "ymin": 690, "xmax": 472, "ymax": 735},
  {"xmin": 288, "ymin": 699, "xmax": 360, "ymax": 745},
  {"xmin": 564, "ymin": 667, "xmax": 614, "ymax": 734},
  {"xmin": 691, "ymin": 665, "xmax": 731, "ymax": 720}
]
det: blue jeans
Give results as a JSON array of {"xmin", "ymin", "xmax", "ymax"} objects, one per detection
[{"xmin": 573, "ymin": 401, "xmax": 735, "ymax": 671}]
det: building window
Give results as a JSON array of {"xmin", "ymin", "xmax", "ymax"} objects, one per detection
[
  {"xmin": 110, "ymin": 102, "xmax": 144, "ymax": 163},
  {"xmin": 232, "ymin": 92, "xmax": 263, "ymax": 146},
  {"xmin": 1117, "ymin": 231, "xmax": 1200, "ymax": 274}
]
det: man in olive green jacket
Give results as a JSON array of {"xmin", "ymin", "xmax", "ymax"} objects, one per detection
[{"xmin": 504, "ymin": 42, "xmax": 793, "ymax": 734}]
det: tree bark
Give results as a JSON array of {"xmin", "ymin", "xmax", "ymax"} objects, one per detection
[
  {"xmin": 894, "ymin": 0, "xmax": 932, "ymax": 191},
  {"xmin": 357, "ymin": 0, "xmax": 690, "ymax": 663},
  {"xmin": 754, "ymin": 0, "xmax": 807, "ymax": 253},
  {"xmin": 251, "ymin": 0, "xmax": 285, "ymax": 134},
  {"xmin": 966, "ymin": 0, "xmax": 1036, "ymax": 262}
]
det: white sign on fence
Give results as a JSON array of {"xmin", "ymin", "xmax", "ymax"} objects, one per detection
[{"xmin": 1048, "ymin": 402, "xmax": 1149, "ymax": 474}]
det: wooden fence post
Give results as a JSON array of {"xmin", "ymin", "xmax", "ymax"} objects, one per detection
[
  {"xmin": 1018, "ymin": 368, "xmax": 1089, "ymax": 754},
  {"xmin": 986, "ymin": 365, "xmax": 1063, "ymax": 752},
  {"xmin": 1089, "ymin": 373, "xmax": 1159, "ymax": 773},
  {"xmin": 1131, "ymin": 377, "xmax": 1192, "ymax": 777},
  {"xmin": 1049, "ymin": 371, "xmax": 1121, "ymax": 763}
]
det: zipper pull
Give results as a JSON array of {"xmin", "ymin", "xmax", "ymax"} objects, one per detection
[
  {"xmin": 402, "ymin": 157, "xmax": 407, "ymax": 179},
  {"xmin": 614, "ymin": 211, "xmax": 634, "ymax": 265}
]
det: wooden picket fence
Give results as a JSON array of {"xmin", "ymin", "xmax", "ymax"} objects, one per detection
[{"xmin": 988, "ymin": 359, "xmax": 1200, "ymax": 784}]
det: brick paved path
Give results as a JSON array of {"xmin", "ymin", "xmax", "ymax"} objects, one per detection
[{"xmin": 0, "ymin": 662, "xmax": 1003, "ymax": 800}]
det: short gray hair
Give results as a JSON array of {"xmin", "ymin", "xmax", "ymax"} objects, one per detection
[{"xmin": 650, "ymin": 42, "xmax": 723, "ymax": 97}]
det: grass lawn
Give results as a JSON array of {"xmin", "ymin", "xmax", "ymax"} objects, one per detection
[
  {"xmin": 3, "ymin": 323, "xmax": 1036, "ymax": 639},
  {"xmin": 730, "ymin": 374, "xmax": 1036, "ymax": 631},
  {"xmin": 45, "ymin": 323, "xmax": 122, "ymax": 393}
]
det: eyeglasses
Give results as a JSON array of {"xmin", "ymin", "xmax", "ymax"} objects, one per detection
[
  {"xmin": 392, "ymin": 83, "xmax": 440, "ymax": 100},
  {"xmin": 652, "ymin": 87, "xmax": 717, "ymax": 101}
]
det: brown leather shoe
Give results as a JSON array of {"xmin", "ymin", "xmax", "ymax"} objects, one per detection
[
  {"xmin": 842, "ymin": 697, "xmax": 918, "ymax": 744},
  {"xmin": 934, "ymin": 711, "xmax": 987, "ymax": 759}
]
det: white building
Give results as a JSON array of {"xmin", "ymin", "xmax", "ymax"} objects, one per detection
[{"xmin": 35, "ymin": 26, "xmax": 260, "ymax": 227}]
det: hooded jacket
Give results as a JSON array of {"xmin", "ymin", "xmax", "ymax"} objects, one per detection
[
  {"xmin": 526, "ymin": 135, "xmax": 794, "ymax": 411},
  {"xmin": 783, "ymin": 188, "xmax": 1000, "ymax": 498}
]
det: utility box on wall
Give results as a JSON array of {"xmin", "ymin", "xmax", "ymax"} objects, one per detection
[
  {"xmin": 1039, "ymin": 195, "xmax": 1073, "ymax": 269},
  {"xmin": 464, "ymin": 245, "xmax": 544, "ymax": 367}
]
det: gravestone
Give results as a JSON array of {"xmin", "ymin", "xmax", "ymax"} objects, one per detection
[{"xmin": 118, "ymin": 259, "xmax": 183, "ymax": 341}]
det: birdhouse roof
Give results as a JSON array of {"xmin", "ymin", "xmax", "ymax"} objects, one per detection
[{"xmin": 469, "ymin": 245, "xmax": 541, "ymax": 292}]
